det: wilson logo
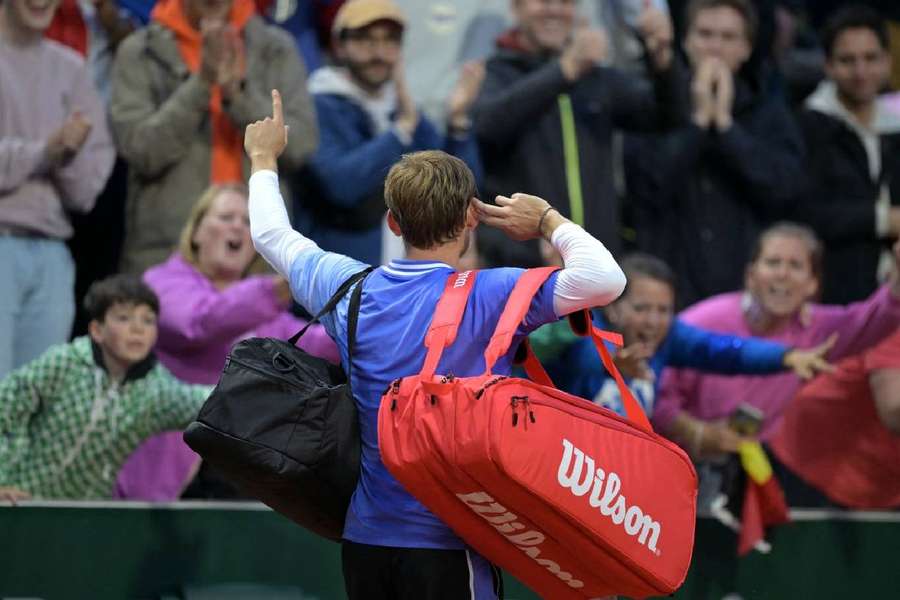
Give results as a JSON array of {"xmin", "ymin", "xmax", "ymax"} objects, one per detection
[
  {"xmin": 457, "ymin": 491, "xmax": 585, "ymax": 589},
  {"xmin": 453, "ymin": 270, "xmax": 472, "ymax": 288},
  {"xmin": 557, "ymin": 439, "xmax": 661, "ymax": 554}
]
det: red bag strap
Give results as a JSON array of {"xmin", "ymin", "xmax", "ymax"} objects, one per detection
[
  {"xmin": 568, "ymin": 310, "xmax": 653, "ymax": 433},
  {"xmin": 483, "ymin": 267, "xmax": 559, "ymax": 375},
  {"xmin": 513, "ymin": 338, "xmax": 555, "ymax": 387},
  {"xmin": 419, "ymin": 270, "xmax": 478, "ymax": 380}
]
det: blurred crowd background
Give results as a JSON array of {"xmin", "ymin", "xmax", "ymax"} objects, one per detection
[{"xmin": 2, "ymin": 0, "xmax": 900, "ymax": 576}]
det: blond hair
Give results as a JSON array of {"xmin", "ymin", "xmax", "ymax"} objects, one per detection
[
  {"xmin": 384, "ymin": 150, "xmax": 475, "ymax": 250},
  {"xmin": 177, "ymin": 183, "xmax": 265, "ymax": 275}
]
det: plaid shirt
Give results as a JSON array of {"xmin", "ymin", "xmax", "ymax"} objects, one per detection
[{"xmin": 0, "ymin": 337, "xmax": 211, "ymax": 499}]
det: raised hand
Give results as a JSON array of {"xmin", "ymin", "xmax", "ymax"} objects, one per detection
[
  {"xmin": 62, "ymin": 111, "xmax": 91, "ymax": 151},
  {"xmin": 637, "ymin": 0, "xmax": 673, "ymax": 71},
  {"xmin": 200, "ymin": 19, "xmax": 229, "ymax": 85},
  {"xmin": 244, "ymin": 89, "xmax": 288, "ymax": 172},
  {"xmin": 218, "ymin": 27, "xmax": 246, "ymax": 98},
  {"xmin": 712, "ymin": 61, "xmax": 735, "ymax": 132},
  {"xmin": 473, "ymin": 193, "xmax": 566, "ymax": 241},
  {"xmin": 394, "ymin": 60, "xmax": 419, "ymax": 138},
  {"xmin": 613, "ymin": 343, "xmax": 655, "ymax": 381},
  {"xmin": 446, "ymin": 60, "xmax": 485, "ymax": 130},
  {"xmin": 691, "ymin": 57, "xmax": 718, "ymax": 129},
  {"xmin": 783, "ymin": 333, "xmax": 838, "ymax": 380},
  {"xmin": 46, "ymin": 111, "xmax": 92, "ymax": 166},
  {"xmin": 560, "ymin": 23, "xmax": 608, "ymax": 82}
]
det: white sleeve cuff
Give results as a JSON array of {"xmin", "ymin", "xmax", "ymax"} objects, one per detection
[{"xmin": 551, "ymin": 222, "xmax": 627, "ymax": 316}]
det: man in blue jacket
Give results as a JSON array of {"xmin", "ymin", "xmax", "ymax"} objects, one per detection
[{"xmin": 296, "ymin": 0, "xmax": 483, "ymax": 265}]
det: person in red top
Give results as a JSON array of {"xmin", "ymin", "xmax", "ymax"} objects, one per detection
[{"xmin": 770, "ymin": 329, "xmax": 900, "ymax": 509}]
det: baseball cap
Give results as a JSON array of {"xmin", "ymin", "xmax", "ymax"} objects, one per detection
[{"xmin": 332, "ymin": 0, "xmax": 406, "ymax": 36}]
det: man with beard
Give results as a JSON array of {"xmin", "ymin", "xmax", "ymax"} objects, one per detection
[{"xmin": 297, "ymin": 0, "xmax": 483, "ymax": 265}]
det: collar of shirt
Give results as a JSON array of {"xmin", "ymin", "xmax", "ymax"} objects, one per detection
[{"xmin": 381, "ymin": 259, "xmax": 453, "ymax": 278}]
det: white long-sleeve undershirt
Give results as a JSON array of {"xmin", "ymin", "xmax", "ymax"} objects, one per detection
[{"xmin": 248, "ymin": 170, "xmax": 626, "ymax": 315}]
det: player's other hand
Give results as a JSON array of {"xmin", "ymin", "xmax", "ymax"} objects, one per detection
[{"xmin": 245, "ymin": 89, "xmax": 288, "ymax": 172}]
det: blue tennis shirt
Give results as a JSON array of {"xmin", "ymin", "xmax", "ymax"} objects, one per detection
[{"xmin": 289, "ymin": 251, "xmax": 559, "ymax": 549}]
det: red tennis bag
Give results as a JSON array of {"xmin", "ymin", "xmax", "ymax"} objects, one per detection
[{"xmin": 378, "ymin": 267, "xmax": 698, "ymax": 599}]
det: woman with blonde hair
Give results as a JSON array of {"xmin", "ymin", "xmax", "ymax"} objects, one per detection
[{"xmin": 114, "ymin": 184, "xmax": 337, "ymax": 500}]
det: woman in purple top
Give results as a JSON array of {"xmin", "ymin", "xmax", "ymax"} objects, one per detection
[
  {"xmin": 655, "ymin": 222, "xmax": 900, "ymax": 459},
  {"xmin": 114, "ymin": 183, "xmax": 338, "ymax": 500}
]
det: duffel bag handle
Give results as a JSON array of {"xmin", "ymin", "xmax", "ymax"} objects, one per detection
[
  {"xmin": 419, "ymin": 270, "xmax": 478, "ymax": 380},
  {"xmin": 568, "ymin": 310, "xmax": 653, "ymax": 433}
]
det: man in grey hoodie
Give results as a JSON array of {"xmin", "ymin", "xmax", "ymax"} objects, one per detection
[{"xmin": 296, "ymin": 0, "xmax": 483, "ymax": 266}]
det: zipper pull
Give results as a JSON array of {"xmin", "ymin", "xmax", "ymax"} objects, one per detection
[{"xmin": 511, "ymin": 397, "xmax": 519, "ymax": 427}]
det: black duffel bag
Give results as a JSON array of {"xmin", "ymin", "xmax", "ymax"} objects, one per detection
[{"xmin": 184, "ymin": 268, "xmax": 371, "ymax": 541}]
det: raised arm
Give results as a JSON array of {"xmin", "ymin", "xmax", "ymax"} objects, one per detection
[
  {"xmin": 246, "ymin": 90, "xmax": 367, "ymax": 322},
  {"xmin": 472, "ymin": 194, "xmax": 626, "ymax": 315}
]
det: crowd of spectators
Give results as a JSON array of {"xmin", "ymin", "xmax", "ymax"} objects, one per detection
[{"xmin": 2, "ymin": 0, "xmax": 900, "ymax": 561}]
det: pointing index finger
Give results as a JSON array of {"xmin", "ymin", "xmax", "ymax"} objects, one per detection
[{"xmin": 271, "ymin": 89, "xmax": 284, "ymax": 124}]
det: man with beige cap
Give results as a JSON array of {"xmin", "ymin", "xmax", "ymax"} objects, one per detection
[{"xmin": 295, "ymin": 0, "xmax": 484, "ymax": 266}]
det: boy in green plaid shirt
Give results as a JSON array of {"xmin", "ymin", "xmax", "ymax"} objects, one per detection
[{"xmin": 0, "ymin": 275, "xmax": 211, "ymax": 501}]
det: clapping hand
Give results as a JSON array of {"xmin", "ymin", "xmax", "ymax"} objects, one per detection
[
  {"xmin": 637, "ymin": 0, "xmax": 674, "ymax": 71},
  {"xmin": 46, "ymin": 111, "xmax": 92, "ymax": 166},
  {"xmin": 691, "ymin": 57, "xmax": 734, "ymax": 132},
  {"xmin": 560, "ymin": 21, "xmax": 608, "ymax": 82},
  {"xmin": 200, "ymin": 19, "xmax": 244, "ymax": 95},
  {"xmin": 394, "ymin": 60, "xmax": 419, "ymax": 138},
  {"xmin": 446, "ymin": 61, "xmax": 485, "ymax": 131}
]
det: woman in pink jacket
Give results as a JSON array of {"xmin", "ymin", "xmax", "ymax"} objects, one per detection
[
  {"xmin": 115, "ymin": 183, "xmax": 338, "ymax": 500},
  {"xmin": 655, "ymin": 222, "xmax": 900, "ymax": 458}
]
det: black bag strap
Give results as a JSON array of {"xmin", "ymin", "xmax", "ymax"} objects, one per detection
[
  {"xmin": 288, "ymin": 267, "xmax": 374, "ymax": 345},
  {"xmin": 345, "ymin": 271, "xmax": 366, "ymax": 383}
]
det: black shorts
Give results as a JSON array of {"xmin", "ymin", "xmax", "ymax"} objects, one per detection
[{"xmin": 341, "ymin": 541, "xmax": 502, "ymax": 600}]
